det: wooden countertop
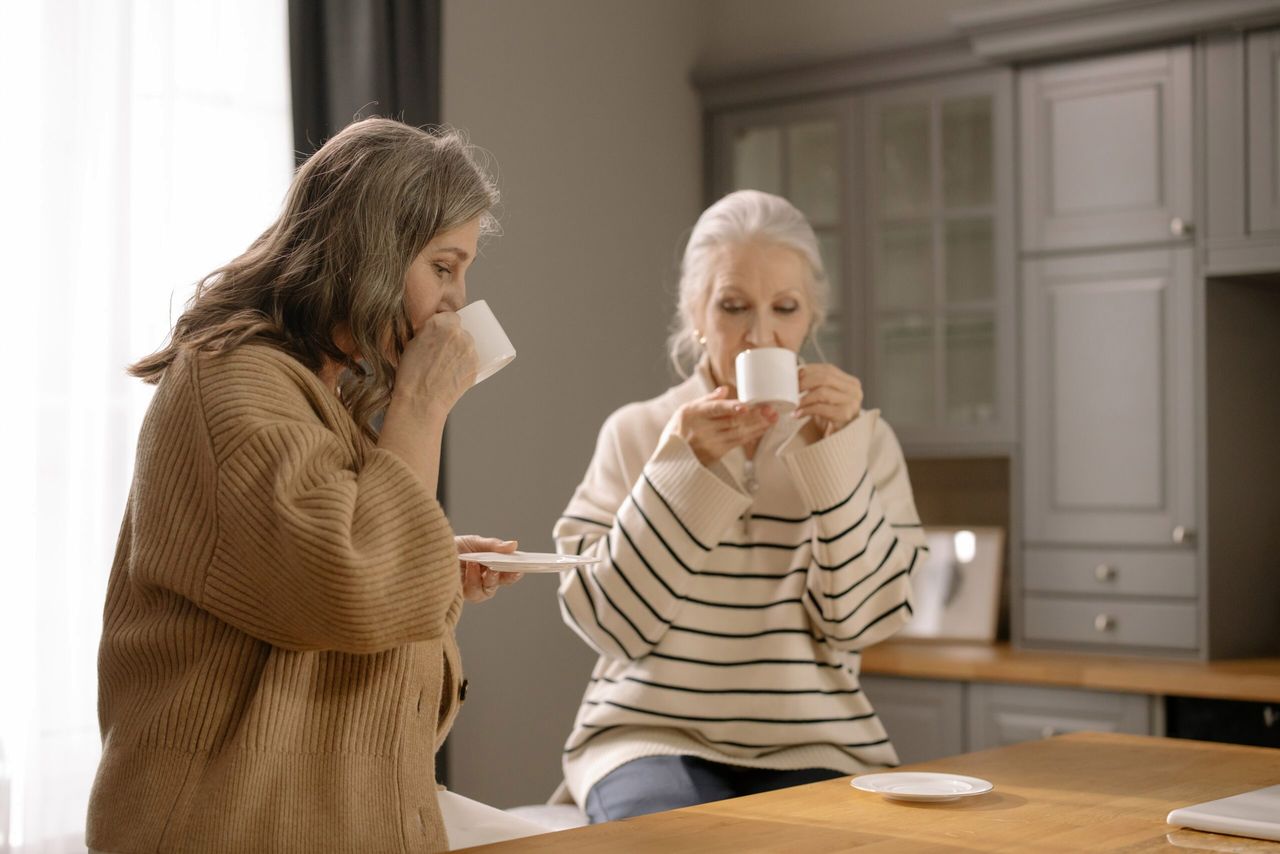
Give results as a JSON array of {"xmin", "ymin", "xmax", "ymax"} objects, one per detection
[
  {"xmin": 463, "ymin": 733, "xmax": 1280, "ymax": 852},
  {"xmin": 860, "ymin": 641, "xmax": 1280, "ymax": 703}
]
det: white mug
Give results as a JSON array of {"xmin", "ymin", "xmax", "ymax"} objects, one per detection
[
  {"xmin": 457, "ymin": 299, "xmax": 516, "ymax": 385},
  {"xmin": 734, "ymin": 347, "xmax": 799, "ymax": 413}
]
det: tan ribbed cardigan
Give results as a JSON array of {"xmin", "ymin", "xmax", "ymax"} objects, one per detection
[{"xmin": 86, "ymin": 344, "xmax": 465, "ymax": 853}]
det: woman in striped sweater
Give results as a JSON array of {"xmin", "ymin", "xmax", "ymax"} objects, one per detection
[{"xmin": 554, "ymin": 190, "xmax": 928, "ymax": 823}]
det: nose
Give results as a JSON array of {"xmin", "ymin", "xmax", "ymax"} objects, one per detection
[
  {"xmin": 745, "ymin": 311, "xmax": 774, "ymax": 347},
  {"xmin": 448, "ymin": 277, "xmax": 467, "ymax": 313}
]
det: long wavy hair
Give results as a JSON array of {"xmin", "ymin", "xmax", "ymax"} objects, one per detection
[{"xmin": 130, "ymin": 117, "xmax": 499, "ymax": 439}]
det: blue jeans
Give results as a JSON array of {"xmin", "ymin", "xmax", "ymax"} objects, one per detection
[{"xmin": 584, "ymin": 755, "xmax": 844, "ymax": 823}]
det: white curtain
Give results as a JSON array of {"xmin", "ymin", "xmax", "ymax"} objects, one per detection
[{"xmin": 0, "ymin": 2, "xmax": 292, "ymax": 850}]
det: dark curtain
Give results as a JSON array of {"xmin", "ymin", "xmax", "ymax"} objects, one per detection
[
  {"xmin": 286, "ymin": 0, "xmax": 450, "ymax": 783},
  {"xmin": 288, "ymin": 0, "xmax": 443, "ymax": 165}
]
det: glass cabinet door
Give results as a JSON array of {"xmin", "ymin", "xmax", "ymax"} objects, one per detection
[
  {"xmin": 723, "ymin": 105, "xmax": 849, "ymax": 367},
  {"xmin": 864, "ymin": 72, "xmax": 1014, "ymax": 449}
]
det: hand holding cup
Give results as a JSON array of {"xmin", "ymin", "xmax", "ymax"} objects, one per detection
[{"xmin": 670, "ymin": 386, "xmax": 777, "ymax": 467}]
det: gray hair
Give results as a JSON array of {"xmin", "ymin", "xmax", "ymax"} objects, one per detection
[{"xmin": 667, "ymin": 189, "xmax": 829, "ymax": 377}]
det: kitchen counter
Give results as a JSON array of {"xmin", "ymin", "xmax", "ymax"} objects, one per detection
[{"xmin": 860, "ymin": 641, "xmax": 1280, "ymax": 703}]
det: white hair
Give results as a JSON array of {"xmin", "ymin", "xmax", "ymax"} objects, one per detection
[{"xmin": 667, "ymin": 189, "xmax": 830, "ymax": 377}]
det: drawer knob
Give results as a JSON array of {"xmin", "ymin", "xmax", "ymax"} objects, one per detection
[
  {"xmin": 1172, "ymin": 525, "xmax": 1196, "ymax": 544},
  {"xmin": 1094, "ymin": 563, "xmax": 1117, "ymax": 582},
  {"xmin": 1040, "ymin": 725, "xmax": 1061, "ymax": 739},
  {"xmin": 1170, "ymin": 217, "xmax": 1194, "ymax": 236},
  {"xmin": 1265, "ymin": 707, "xmax": 1278, "ymax": 729},
  {"xmin": 1094, "ymin": 614, "xmax": 1116, "ymax": 632}
]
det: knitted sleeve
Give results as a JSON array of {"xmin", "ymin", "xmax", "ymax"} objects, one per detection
[
  {"xmin": 779, "ymin": 411, "xmax": 929, "ymax": 651},
  {"xmin": 195, "ymin": 349, "xmax": 461, "ymax": 654},
  {"xmin": 553, "ymin": 407, "xmax": 751, "ymax": 660}
]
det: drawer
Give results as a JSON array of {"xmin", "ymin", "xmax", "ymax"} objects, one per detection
[
  {"xmin": 968, "ymin": 683, "xmax": 1152, "ymax": 751},
  {"xmin": 1023, "ymin": 595, "xmax": 1198, "ymax": 650},
  {"xmin": 1023, "ymin": 547, "xmax": 1196, "ymax": 598}
]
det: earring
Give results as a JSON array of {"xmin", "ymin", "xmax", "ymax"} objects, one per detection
[{"xmin": 694, "ymin": 330, "xmax": 707, "ymax": 348}]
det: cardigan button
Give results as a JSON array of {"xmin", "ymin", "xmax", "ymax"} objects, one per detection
[{"xmin": 459, "ymin": 678, "xmax": 469, "ymax": 703}]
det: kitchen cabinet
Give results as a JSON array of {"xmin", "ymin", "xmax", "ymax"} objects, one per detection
[
  {"xmin": 1019, "ymin": 45, "xmax": 1193, "ymax": 253},
  {"xmin": 859, "ymin": 675, "xmax": 965, "ymax": 765},
  {"xmin": 1248, "ymin": 29, "xmax": 1280, "ymax": 235},
  {"xmin": 1020, "ymin": 248, "xmax": 1196, "ymax": 547},
  {"xmin": 862, "ymin": 674, "xmax": 1154, "ymax": 764},
  {"xmin": 967, "ymin": 683, "xmax": 1153, "ymax": 750},
  {"xmin": 1204, "ymin": 27, "xmax": 1280, "ymax": 274},
  {"xmin": 1018, "ymin": 243, "xmax": 1200, "ymax": 654},
  {"xmin": 708, "ymin": 70, "xmax": 1016, "ymax": 454},
  {"xmin": 863, "ymin": 71, "xmax": 1016, "ymax": 449},
  {"xmin": 699, "ymin": 7, "xmax": 1280, "ymax": 661}
]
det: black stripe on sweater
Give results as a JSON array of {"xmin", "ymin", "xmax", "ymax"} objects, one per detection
[
  {"xmin": 562, "ymin": 724, "xmax": 625, "ymax": 755},
  {"xmin": 826, "ymin": 600, "xmax": 913, "ymax": 644},
  {"xmin": 749, "ymin": 510, "xmax": 812, "ymax": 524},
  {"xmin": 824, "ymin": 537, "xmax": 900, "ymax": 601},
  {"xmin": 581, "ymin": 698, "xmax": 878, "ymax": 726},
  {"xmin": 816, "ymin": 503, "xmax": 871, "ymax": 545},
  {"xmin": 641, "ymin": 471, "xmax": 713, "ymax": 552},
  {"xmin": 569, "ymin": 565, "xmax": 635, "ymax": 658},
  {"xmin": 564, "ymin": 726, "xmax": 892, "ymax": 756},
  {"xmin": 648, "ymin": 651, "xmax": 845, "ymax": 669},
  {"xmin": 669, "ymin": 623, "xmax": 813, "ymax": 640},
  {"xmin": 600, "ymin": 532, "xmax": 674, "ymax": 628},
  {"xmin": 589, "ymin": 675, "xmax": 862, "ymax": 696},
  {"xmin": 561, "ymin": 514, "xmax": 612, "ymax": 529},
  {"xmin": 615, "ymin": 516, "xmax": 683, "ymax": 601},
  {"xmin": 716, "ymin": 539, "xmax": 809, "ymax": 551},
  {"xmin": 813, "ymin": 470, "xmax": 869, "ymax": 516},
  {"xmin": 590, "ymin": 545, "xmax": 662, "ymax": 648},
  {"xmin": 814, "ymin": 516, "xmax": 886, "ymax": 572}
]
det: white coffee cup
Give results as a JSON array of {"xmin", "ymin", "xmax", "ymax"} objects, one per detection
[
  {"xmin": 457, "ymin": 299, "xmax": 516, "ymax": 385},
  {"xmin": 734, "ymin": 347, "xmax": 799, "ymax": 413}
]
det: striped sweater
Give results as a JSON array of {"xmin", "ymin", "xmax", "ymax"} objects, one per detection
[
  {"xmin": 554, "ymin": 365, "xmax": 927, "ymax": 806},
  {"xmin": 87, "ymin": 344, "xmax": 464, "ymax": 853}
]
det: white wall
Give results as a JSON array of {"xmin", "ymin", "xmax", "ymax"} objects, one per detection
[{"xmin": 441, "ymin": 0, "xmax": 704, "ymax": 807}]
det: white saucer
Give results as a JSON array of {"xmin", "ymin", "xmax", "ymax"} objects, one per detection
[
  {"xmin": 851, "ymin": 772, "xmax": 993, "ymax": 802},
  {"xmin": 458, "ymin": 551, "xmax": 602, "ymax": 573}
]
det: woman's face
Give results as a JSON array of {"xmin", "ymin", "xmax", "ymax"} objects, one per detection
[
  {"xmin": 404, "ymin": 216, "xmax": 482, "ymax": 333},
  {"xmin": 696, "ymin": 240, "xmax": 814, "ymax": 390}
]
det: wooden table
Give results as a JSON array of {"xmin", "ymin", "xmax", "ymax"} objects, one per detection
[{"xmin": 463, "ymin": 733, "xmax": 1280, "ymax": 852}]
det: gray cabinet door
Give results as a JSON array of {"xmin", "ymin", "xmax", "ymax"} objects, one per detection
[
  {"xmin": 1021, "ymin": 248, "xmax": 1196, "ymax": 546},
  {"xmin": 860, "ymin": 675, "xmax": 965, "ymax": 765},
  {"xmin": 967, "ymin": 683, "xmax": 1152, "ymax": 751},
  {"xmin": 1249, "ymin": 28, "xmax": 1280, "ymax": 235},
  {"xmin": 1019, "ymin": 46, "xmax": 1192, "ymax": 252}
]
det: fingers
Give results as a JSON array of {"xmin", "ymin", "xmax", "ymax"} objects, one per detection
[
  {"xmin": 455, "ymin": 535, "xmax": 517, "ymax": 554},
  {"xmin": 795, "ymin": 364, "xmax": 862, "ymax": 430}
]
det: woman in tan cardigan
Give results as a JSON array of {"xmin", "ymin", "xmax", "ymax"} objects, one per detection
[{"xmin": 86, "ymin": 118, "xmax": 517, "ymax": 853}]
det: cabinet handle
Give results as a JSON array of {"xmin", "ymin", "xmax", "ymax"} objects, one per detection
[
  {"xmin": 1172, "ymin": 525, "xmax": 1196, "ymax": 545},
  {"xmin": 1094, "ymin": 614, "xmax": 1116, "ymax": 632},
  {"xmin": 1264, "ymin": 707, "xmax": 1278, "ymax": 729},
  {"xmin": 1094, "ymin": 563, "xmax": 1117, "ymax": 582},
  {"xmin": 1170, "ymin": 217, "xmax": 1194, "ymax": 236}
]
